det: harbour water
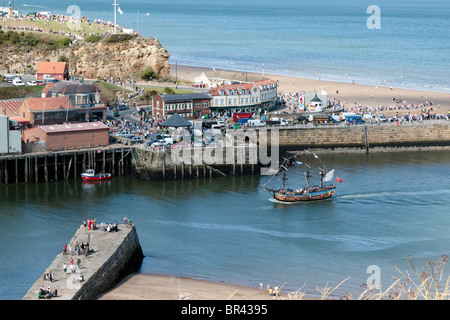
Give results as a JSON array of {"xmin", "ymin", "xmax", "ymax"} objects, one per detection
[
  {"xmin": 13, "ymin": 0, "xmax": 450, "ymax": 92},
  {"xmin": 1, "ymin": 150, "xmax": 450, "ymax": 299}
]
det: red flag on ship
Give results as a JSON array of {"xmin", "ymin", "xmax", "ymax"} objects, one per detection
[{"xmin": 336, "ymin": 177, "xmax": 343, "ymax": 183}]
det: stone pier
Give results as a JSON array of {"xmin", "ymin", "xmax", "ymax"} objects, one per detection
[{"xmin": 23, "ymin": 223, "xmax": 143, "ymax": 300}]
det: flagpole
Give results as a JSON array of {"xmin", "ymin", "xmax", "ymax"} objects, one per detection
[{"xmin": 113, "ymin": 0, "xmax": 118, "ymax": 34}]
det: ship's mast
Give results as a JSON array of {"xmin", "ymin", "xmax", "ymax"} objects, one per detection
[
  {"xmin": 305, "ymin": 156, "xmax": 310, "ymax": 190},
  {"xmin": 319, "ymin": 169, "xmax": 324, "ymax": 188}
]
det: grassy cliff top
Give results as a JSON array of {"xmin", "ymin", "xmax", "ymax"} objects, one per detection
[{"xmin": 3, "ymin": 18, "xmax": 122, "ymax": 39}]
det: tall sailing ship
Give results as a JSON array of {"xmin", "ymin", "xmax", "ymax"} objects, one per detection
[{"xmin": 262, "ymin": 151, "xmax": 341, "ymax": 202}]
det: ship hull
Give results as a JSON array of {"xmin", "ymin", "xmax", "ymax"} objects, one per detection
[
  {"xmin": 273, "ymin": 187, "xmax": 335, "ymax": 202},
  {"xmin": 81, "ymin": 173, "xmax": 112, "ymax": 181}
]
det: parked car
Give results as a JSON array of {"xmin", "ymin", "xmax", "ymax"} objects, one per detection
[
  {"xmin": 171, "ymin": 141, "xmax": 191, "ymax": 149},
  {"xmin": 27, "ymin": 80, "xmax": 37, "ymax": 86},
  {"xmin": 3, "ymin": 75, "xmax": 18, "ymax": 83},
  {"xmin": 117, "ymin": 105, "xmax": 129, "ymax": 111},
  {"xmin": 130, "ymin": 136, "xmax": 144, "ymax": 144},
  {"xmin": 43, "ymin": 78, "xmax": 59, "ymax": 84},
  {"xmin": 36, "ymin": 80, "xmax": 44, "ymax": 86},
  {"xmin": 117, "ymin": 132, "xmax": 135, "ymax": 139},
  {"xmin": 151, "ymin": 138, "xmax": 173, "ymax": 148},
  {"xmin": 145, "ymin": 139, "xmax": 160, "ymax": 147},
  {"xmin": 13, "ymin": 79, "xmax": 25, "ymax": 86}
]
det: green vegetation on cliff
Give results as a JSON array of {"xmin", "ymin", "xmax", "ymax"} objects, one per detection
[
  {"xmin": 0, "ymin": 30, "xmax": 71, "ymax": 50},
  {"xmin": 0, "ymin": 85, "xmax": 43, "ymax": 100}
]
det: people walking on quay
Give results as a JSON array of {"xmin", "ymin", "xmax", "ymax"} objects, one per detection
[
  {"xmin": 63, "ymin": 243, "xmax": 67, "ymax": 255},
  {"xmin": 63, "ymin": 263, "xmax": 67, "ymax": 273},
  {"xmin": 77, "ymin": 258, "xmax": 81, "ymax": 270},
  {"xmin": 68, "ymin": 244, "xmax": 72, "ymax": 256}
]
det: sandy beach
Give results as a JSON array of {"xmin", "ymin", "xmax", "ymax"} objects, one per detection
[
  {"xmin": 171, "ymin": 64, "xmax": 450, "ymax": 115},
  {"xmin": 97, "ymin": 273, "xmax": 311, "ymax": 300}
]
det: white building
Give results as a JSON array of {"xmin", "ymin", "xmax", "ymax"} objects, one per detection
[
  {"xmin": 304, "ymin": 90, "xmax": 329, "ymax": 112},
  {"xmin": 210, "ymin": 79, "xmax": 278, "ymax": 116},
  {"xmin": 0, "ymin": 115, "xmax": 21, "ymax": 155},
  {"xmin": 195, "ymin": 70, "xmax": 271, "ymax": 88}
]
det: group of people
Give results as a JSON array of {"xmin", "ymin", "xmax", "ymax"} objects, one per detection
[
  {"xmin": 260, "ymin": 283, "xmax": 281, "ymax": 300},
  {"xmin": 63, "ymin": 240, "xmax": 90, "ymax": 257},
  {"xmin": 63, "ymin": 257, "xmax": 82, "ymax": 274},
  {"xmin": 37, "ymin": 286, "xmax": 57, "ymax": 299},
  {"xmin": 83, "ymin": 218, "xmax": 97, "ymax": 230},
  {"xmin": 101, "ymin": 221, "xmax": 118, "ymax": 232}
]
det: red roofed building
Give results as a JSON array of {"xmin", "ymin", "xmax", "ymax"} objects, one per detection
[
  {"xmin": 210, "ymin": 79, "xmax": 277, "ymax": 116},
  {"xmin": 36, "ymin": 62, "xmax": 69, "ymax": 80},
  {"xmin": 19, "ymin": 97, "xmax": 75, "ymax": 125},
  {"xmin": 0, "ymin": 99, "xmax": 23, "ymax": 117},
  {"xmin": 19, "ymin": 96, "xmax": 106, "ymax": 125},
  {"xmin": 22, "ymin": 122, "xmax": 109, "ymax": 151}
]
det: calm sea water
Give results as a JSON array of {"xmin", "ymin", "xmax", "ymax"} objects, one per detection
[
  {"xmin": 14, "ymin": 0, "xmax": 450, "ymax": 92},
  {"xmin": 1, "ymin": 151, "xmax": 450, "ymax": 299}
]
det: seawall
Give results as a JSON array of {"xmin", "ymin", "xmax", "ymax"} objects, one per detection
[
  {"xmin": 266, "ymin": 121, "xmax": 450, "ymax": 152},
  {"xmin": 23, "ymin": 223, "xmax": 143, "ymax": 300}
]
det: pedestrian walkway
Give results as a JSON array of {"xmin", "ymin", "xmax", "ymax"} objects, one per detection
[{"xmin": 23, "ymin": 221, "xmax": 138, "ymax": 300}]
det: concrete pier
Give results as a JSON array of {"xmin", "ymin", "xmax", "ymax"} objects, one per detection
[{"xmin": 23, "ymin": 223, "xmax": 143, "ymax": 300}]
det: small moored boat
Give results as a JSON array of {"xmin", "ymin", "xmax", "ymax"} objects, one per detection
[{"xmin": 81, "ymin": 169, "xmax": 112, "ymax": 181}]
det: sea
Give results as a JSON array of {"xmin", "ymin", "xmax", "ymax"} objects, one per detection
[
  {"xmin": 1, "ymin": 150, "xmax": 450, "ymax": 299},
  {"xmin": 14, "ymin": 0, "xmax": 450, "ymax": 92},
  {"xmin": 2, "ymin": 0, "xmax": 450, "ymax": 300}
]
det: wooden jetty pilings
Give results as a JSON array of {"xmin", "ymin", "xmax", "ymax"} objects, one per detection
[{"xmin": 0, "ymin": 146, "xmax": 132, "ymax": 185}]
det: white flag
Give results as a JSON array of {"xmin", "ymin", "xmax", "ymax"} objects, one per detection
[
  {"xmin": 323, "ymin": 169, "xmax": 335, "ymax": 182},
  {"xmin": 118, "ymin": 6, "xmax": 123, "ymax": 15}
]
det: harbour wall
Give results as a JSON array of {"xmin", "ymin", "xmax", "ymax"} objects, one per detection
[
  {"xmin": 266, "ymin": 122, "xmax": 450, "ymax": 152},
  {"xmin": 3, "ymin": 122, "xmax": 450, "ymax": 184},
  {"xmin": 132, "ymin": 144, "xmax": 260, "ymax": 181},
  {"xmin": 23, "ymin": 224, "xmax": 144, "ymax": 300}
]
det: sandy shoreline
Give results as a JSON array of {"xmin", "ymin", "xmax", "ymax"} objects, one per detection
[
  {"xmin": 97, "ymin": 273, "xmax": 314, "ymax": 300},
  {"xmin": 170, "ymin": 63, "xmax": 449, "ymax": 115}
]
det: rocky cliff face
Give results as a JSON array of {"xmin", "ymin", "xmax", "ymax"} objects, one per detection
[
  {"xmin": 69, "ymin": 37, "xmax": 170, "ymax": 80},
  {"xmin": 0, "ymin": 36, "xmax": 170, "ymax": 80}
]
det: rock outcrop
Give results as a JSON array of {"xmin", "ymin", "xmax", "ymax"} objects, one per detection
[
  {"xmin": 69, "ymin": 37, "xmax": 170, "ymax": 80},
  {"xmin": 0, "ymin": 35, "xmax": 170, "ymax": 80}
]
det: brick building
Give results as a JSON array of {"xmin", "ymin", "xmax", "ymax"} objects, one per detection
[
  {"xmin": 43, "ymin": 81, "xmax": 100, "ymax": 107},
  {"xmin": 152, "ymin": 93, "xmax": 211, "ymax": 120},
  {"xmin": 19, "ymin": 97, "xmax": 106, "ymax": 125},
  {"xmin": 22, "ymin": 122, "xmax": 109, "ymax": 151},
  {"xmin": 36, "ymin": 62, "xmax": 69, "ymax": 80}
]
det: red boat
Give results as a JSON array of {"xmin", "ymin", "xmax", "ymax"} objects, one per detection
[{"xmin": 81, "ymin": 169, "xmax": 112, "ymax": 181}]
